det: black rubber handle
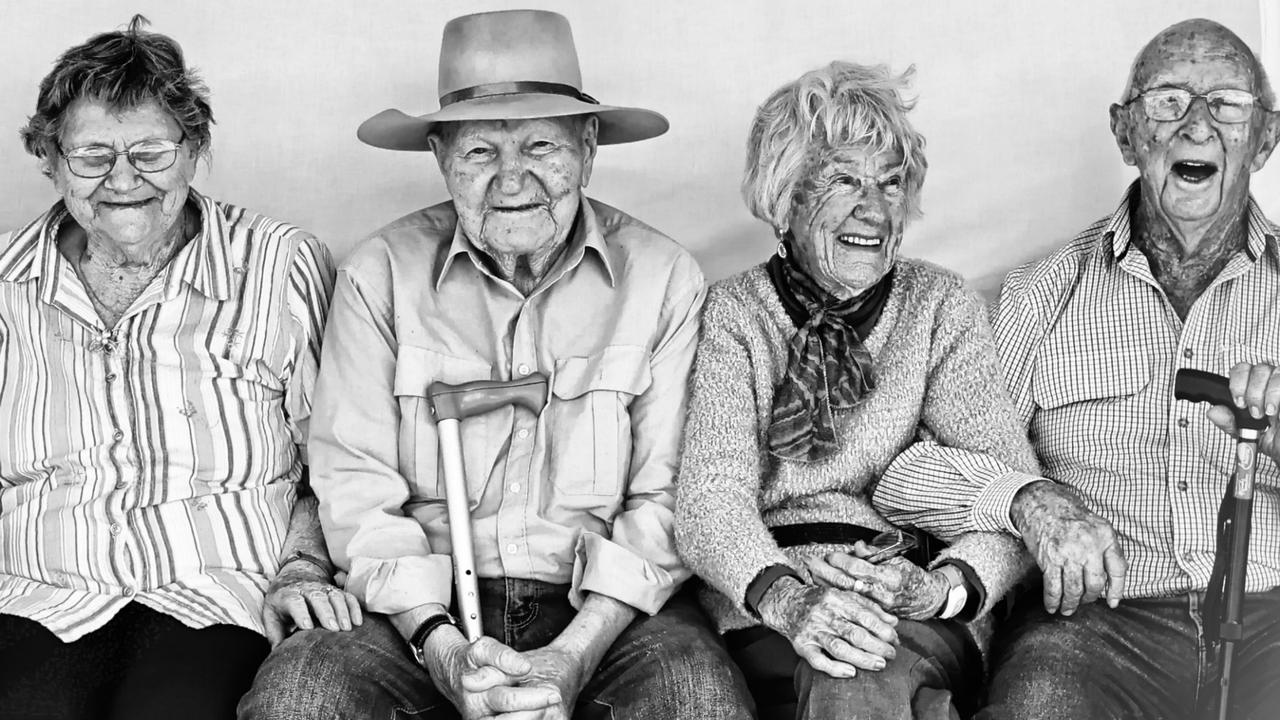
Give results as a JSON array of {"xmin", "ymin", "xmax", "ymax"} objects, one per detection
[
  {"xmin": 429, "ymin": 374, "xmax": 548, "ymax": 421},
  {"xmin": 1173, "ymin": 369, "xmax": 1269, "ymax": 431}
]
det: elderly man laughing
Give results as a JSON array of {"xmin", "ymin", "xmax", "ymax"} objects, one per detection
[
  {"xmin": 975, "ymin": 18, "xmax": 1280, "ymax": 720},
  {"xmin": 239, "ymin": 10, "xmax": 752, "ymax": 720}
]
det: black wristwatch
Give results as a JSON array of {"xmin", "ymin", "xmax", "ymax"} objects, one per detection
[{"xmin": 409, "ymin": 612, "xmax": 459, "ymax": 667}]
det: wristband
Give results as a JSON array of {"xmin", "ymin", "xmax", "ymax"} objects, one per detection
[
  {"xmin": 409, "ymin": 612, "xmax": 459, "ymax": 667},
  {"xmin": 744, "ymin": 564, "xmax": 803, "ymax": 618},
  {"xmin": 279, "ymin": 550, "xmax": 334, "ymax": 579}
]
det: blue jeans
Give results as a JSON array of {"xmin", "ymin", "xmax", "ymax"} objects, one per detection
[
  {"xmin": 725, "ymin": 617, "xmax": 982, "ymax": 720},
  {"xmin": 978, "ymin": 589, "xmax": 1280, "ymax": 720},
  {"xmin": 238, "ymin": 579, "xmax": 754, "ymax": 719}
]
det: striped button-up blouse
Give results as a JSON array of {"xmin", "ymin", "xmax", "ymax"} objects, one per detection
[{"xmin": 0, "ymin": 190, "xmax": 334, "ymax": 641}]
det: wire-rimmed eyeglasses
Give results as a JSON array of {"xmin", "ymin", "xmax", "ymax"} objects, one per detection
[
  {"xmin": 58, "ymin": 133, "xmax": 187, "ymax": 179},
  {"xmin": 1124, "ymin": 87, "xmax": 1261, "ymax": 124}
]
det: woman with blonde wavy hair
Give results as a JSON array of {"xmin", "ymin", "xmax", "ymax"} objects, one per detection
[{"xmin": 676, "ymin": 61, "xmax": 1042, "ymax": 719}]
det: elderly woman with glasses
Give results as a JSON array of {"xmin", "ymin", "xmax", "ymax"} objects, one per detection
[
  {"xmin": 675, "ymin": 61, "xmax": 1046, "ymax": 719},
  {"xmin": 0, "ymin": 17, "xmax": 356, "ymax": 719}
]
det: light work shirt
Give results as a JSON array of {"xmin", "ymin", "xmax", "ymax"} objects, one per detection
[
  {"xmin": 991, "ymin": 186, "xmax": 1280, "ymax": 597},
  {"xmin": 312, "ymin": 197, "xmax": 704, "ymax": 616},
  {"xmin": 0, "ymin": 191, "xmax": 334, "ymax": 640}
]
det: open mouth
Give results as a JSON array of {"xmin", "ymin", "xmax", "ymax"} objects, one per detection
[
  {"xmin": 836, "ymin": 233, "xmax": 883, "ymax": 248},
  {"xmin": 1172, "ymin": 161, "xmax": 1218, "ymax": 184},
  {"xmin": 492, "ymin": 203, "xmax": 544, "ymax": 213}
]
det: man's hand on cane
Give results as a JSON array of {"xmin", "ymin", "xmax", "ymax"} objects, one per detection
[{"xmin": 1206, "ymin": 362, "xmax": 1280, "ymax": 463}]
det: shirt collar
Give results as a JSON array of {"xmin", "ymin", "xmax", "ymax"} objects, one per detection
[
  {"xmin": 1105, "ymin": 181, "xmax": 1274, "ymax": 263},
  {"xmin": 435, "ymin": 195, "xmax": 617, "ymax": 292},
  {"xmin": 0, "ymin": 188, "xmax": 235, "ymax": 302}
]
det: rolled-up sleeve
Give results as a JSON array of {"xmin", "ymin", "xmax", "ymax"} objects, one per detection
[
  {"xmin": 568, "ymin": 268, "xmax": 705, "ymax": 615},
  {"xmin": 310, "ymin": 256, "xmax": 453, "ymax": 614}
]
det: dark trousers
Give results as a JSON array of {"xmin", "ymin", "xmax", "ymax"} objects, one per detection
[
  {"xmin": 239, "ymin": 579, "xmax": 754, "ymax": 720},
  {"xmin": 0, "ymin": 602, "xmax": 269, "ymax": 720},
  {"xmin": 725, "ymin": 617, "xmax": 982, "ymax": 720},
  {"xmin": 979, "ymin": 589, "xmax": 1280, "ymax": 720}
]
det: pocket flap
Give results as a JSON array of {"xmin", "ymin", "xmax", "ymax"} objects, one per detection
[
  {"xmin": 1032, "ymin": 349, "xmax": 1150, "ymax": 410},
  {"xmin": 552, "ymin": 345, "xmax": 653, "ymax": 400},
  {"xmin": 393, "ymin": 346, "xmax": 492, "ymax": 398}
]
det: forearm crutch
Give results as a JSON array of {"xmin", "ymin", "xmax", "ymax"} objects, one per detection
[
  {"xmin": 428, "ymin": 374, "xmax": 548, "ymax": 641},
  {"xmin": 1173, "ymin": 369, "xmax": 1268, "ymax": 720}
]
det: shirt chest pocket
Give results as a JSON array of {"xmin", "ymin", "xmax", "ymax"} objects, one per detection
[
  {"xmin": 393, "ymin": 346, "xmax": 495, "ymax": 506},
  {"xmin": 1032, "ymin": 348, "xmax": 1151, "ymax": 411},
  {"xmin": 549, "ymin": 345, "xmax": 652, "ymax": 498}
]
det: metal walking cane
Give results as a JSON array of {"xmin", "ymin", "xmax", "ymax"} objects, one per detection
[
  {"xmin": 1173, "ymin": 369, "xmax": 1269, "ymax": 720},
  {"xmin": 428, "ymin": 374, "xmax": 548, "ymax": 641}
]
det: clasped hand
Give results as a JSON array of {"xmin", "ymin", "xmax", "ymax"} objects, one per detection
[
  {"xmin": 807, "ymin": 541, "xmax": 948, "ymax": 620},
  {"xmin": 428, "ymin": 633, "xmax": 582, "ymax": 720}
]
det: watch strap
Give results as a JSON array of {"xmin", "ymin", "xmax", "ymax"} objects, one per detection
[
  {"xmin": 279, "ymin": 550, "xmax": 334, "ymax": 579},
  {"xmin": 410, "ymin": 612, "xmax": 459, "ymax": 663}
]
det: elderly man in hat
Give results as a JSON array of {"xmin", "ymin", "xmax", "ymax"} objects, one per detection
[
  {"xmin": 238, "ymin": 10, "xmax": 752, "ymax": 720},
  {"xmin": 960, "ymin": 18, "xmax": 1280, "ymax": 720}
]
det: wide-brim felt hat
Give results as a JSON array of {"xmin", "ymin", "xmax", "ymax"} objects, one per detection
[{"xmin": 358, "ymin": 9, "xmax": 668, "ymax": 151}]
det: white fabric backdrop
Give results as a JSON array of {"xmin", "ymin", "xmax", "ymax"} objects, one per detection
[{"xmin": 2, "ymin": 0, "xmax": 1275, "ymax": 296}]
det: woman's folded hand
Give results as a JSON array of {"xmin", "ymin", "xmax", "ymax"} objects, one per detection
[
  {"xmin": 756, "ymin": 575, "xmax": 899, "ymax": 678},
  {"xmin": 807, "ymin": 542, "xmax": 948, "ymax": 621}
]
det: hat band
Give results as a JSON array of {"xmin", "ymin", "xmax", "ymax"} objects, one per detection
[{"xmin": 439, "ymin": 81, "xmax": 600, "ymax": 108}]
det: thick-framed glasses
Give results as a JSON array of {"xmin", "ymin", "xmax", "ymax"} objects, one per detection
[
  {"xmin": 59, "ymin": 133, "xmax": 187, "ymax": 179},
  {"xmin": 1125, "ymin": 87, "xmax": 1259, "ymax": 124}
]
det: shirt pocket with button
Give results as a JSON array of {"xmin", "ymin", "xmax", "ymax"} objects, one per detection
[
  {"xmin": 548, "ymin": 345, "xmax": 652, "ymax": 501},
  {"xmin": 393, "ymin": 346, "xmax": 495, "ymax": 507},
  {"xmin": 1031, "ymin": 347, "xmax": 1154, "ymax": 469}
]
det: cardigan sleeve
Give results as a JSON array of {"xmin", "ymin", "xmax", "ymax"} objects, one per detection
[{"xmin": 675, "ymin": 283, "xmax": 792, "ymax": 612}]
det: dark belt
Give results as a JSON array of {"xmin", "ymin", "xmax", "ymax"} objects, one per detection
[{"xmin": 768, "ymin": 522, "xmax": 939, "ymax": 566}]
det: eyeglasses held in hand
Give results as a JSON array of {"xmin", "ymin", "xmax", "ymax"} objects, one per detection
[
  {"xmin": 1126, "ymin": 87, "xmax": 1260, "ymax": 124},
  {"xmin": 58, "ymin": 135, "xmax": 186, "ymax": 179}
]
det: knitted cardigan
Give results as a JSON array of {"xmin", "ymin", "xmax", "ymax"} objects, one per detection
[{"xmin": 675, "ymin": 258, "xmax": 1039, "ymax": 651}]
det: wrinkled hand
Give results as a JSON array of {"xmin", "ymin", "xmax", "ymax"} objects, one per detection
[
  {"xmin": 1011, "ymin": 481, "xmax": 1127, "ymax": 615},
  {"xmin": 807, "ymin": 542, "xmax": 948, "ymax": 620},
  {"xmin": 262, "ymin": 562, "xmax": 363, "ymax": 645},
  {"xmin": 758, "ymin": 576, "xmax": 899, "ymax": 679},
  {"xmin": 427, "ymin": 633, "xmax": 562, "ymax": 720},
  {"xmin": 462, "ymin": 645, "xmax": 585, "ymax": 720},
  {"xmin": 1206, "ymin": 362, "xmax": 1280, "ymax": 463}
]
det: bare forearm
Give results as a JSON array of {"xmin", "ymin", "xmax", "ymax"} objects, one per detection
[
  {"xmin": 279, "ymin": 492, "xmax": 332, "ymax": 562},
  {"xmin": 550, "ymin": 593, "xmax": 638, "ymax": 676}
]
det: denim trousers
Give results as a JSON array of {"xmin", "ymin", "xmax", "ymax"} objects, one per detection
[
  {"xmin": 725, "ymin": 616, "xmax": 982, "ymax": 720},
  {"xmin": 978, "ymin": 588, "xmax": 1280, "ymax": 720},
  {"xmin": 238, "ymin": 579, "xmax": 754, "ymax": 720}
]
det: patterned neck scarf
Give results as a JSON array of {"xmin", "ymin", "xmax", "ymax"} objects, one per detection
[{"xmin": 766, "ymin": 251, "xmax": 894, "ymax": 462}]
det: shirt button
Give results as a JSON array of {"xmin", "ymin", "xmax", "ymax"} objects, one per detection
[
  {"xmin": 1183, "ymin": 551, "xmax": 1194, "ymax": 562},
  {"xmin": 115, "ymin": 480, "xmax": 129, "ymax": 490},
  {"xmin": 105, "ymin": 373, "xmax": 116, "ymax": 382},
  {"xmin": 506, "ymin": 543, "xmax": 518, "ymax": 554},
  {"xmin": 1177, "ymin": 481, "xmax": 1189, "ymax": 492},
  {"xmin": 510, "ymin": 483, "xmax": 520, "ymax": 493},
  {"xmin": 109, "ymin": 523, "xmax": 122, "ymax": 536},
  {"xmin": 1178, "ymin": 418, "xmax": 1189, "ymax": 428},
  {"xmin": 517, "ymin": 363, "xmax": 531, "ymax": 376},
  {"xmin": 122, "ymin": 587, "xmax": 135, "ymax": 597},
  {"xmin": 517, "ymin": 428, "xmax": 530, "ymax": 440},
  {"xmin": 1183, "ymin": 348, "xmax": 1194, "ymax": 359},
  {"xmin": 113, "ymin": 430, "xmax": 124, "ymax": 441},
  {"xmin": 194, "ymin": 501, "xmax": 208, "ymax": 511}
]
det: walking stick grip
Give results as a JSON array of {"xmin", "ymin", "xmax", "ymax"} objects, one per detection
[
  {"xmin": 1173, "ymin": 369, "xmax": 1269, "ymax": 432},
  {"xmin": 429, "ymin": 376, "xmax": 549, "ymax": 421}
]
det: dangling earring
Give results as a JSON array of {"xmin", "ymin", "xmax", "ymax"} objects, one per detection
[{"xmin": 775, "ymin": 228, "xmax": 788, "ymax": 258}]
